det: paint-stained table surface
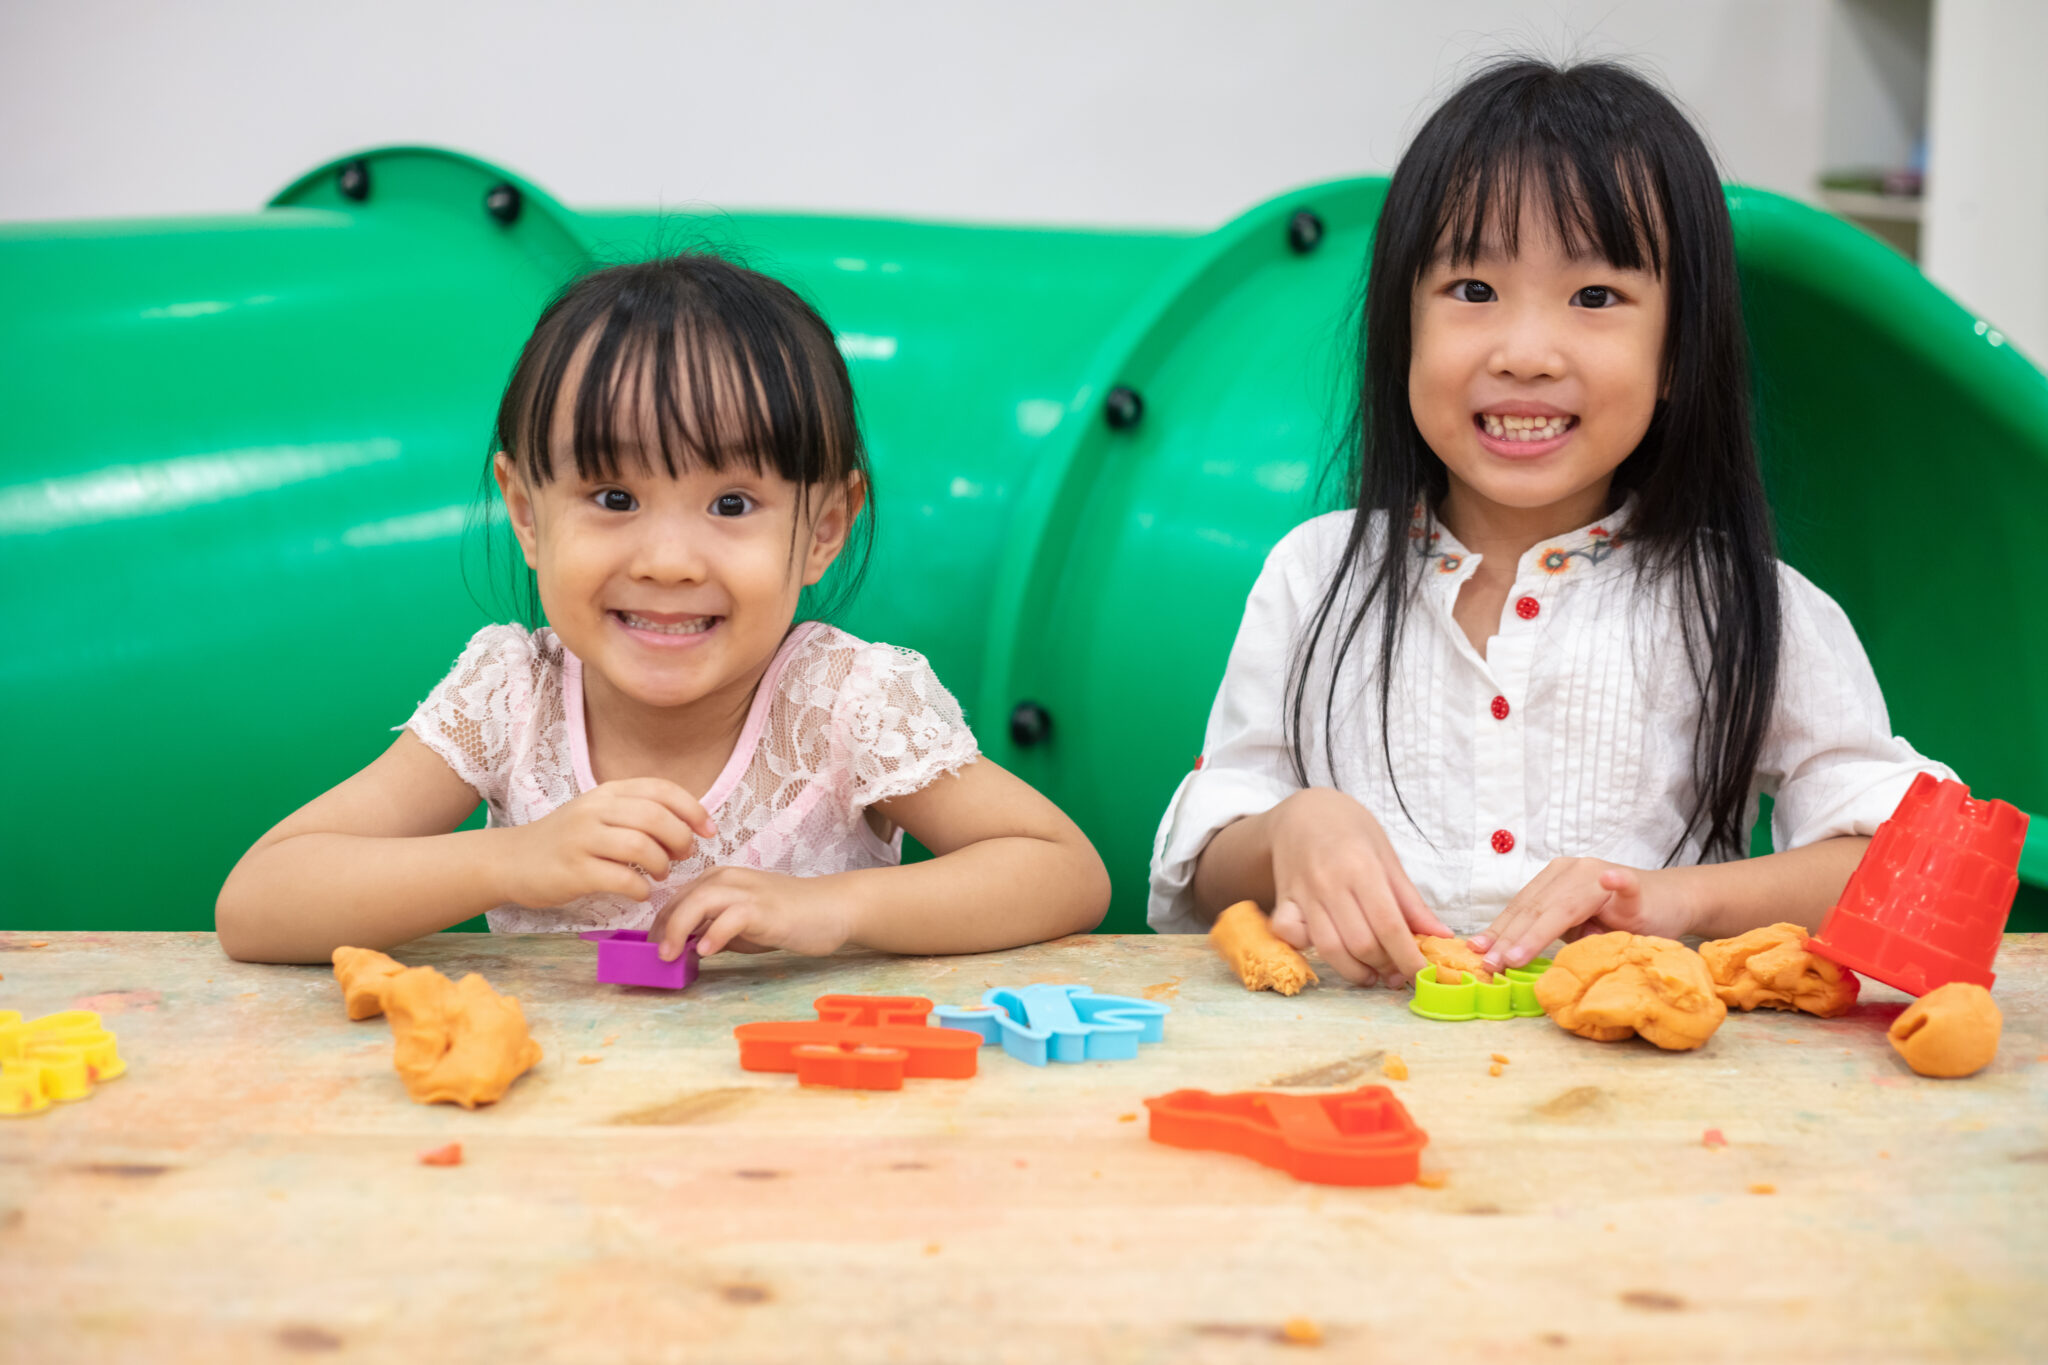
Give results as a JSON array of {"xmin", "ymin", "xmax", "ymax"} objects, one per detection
[{"xmin": 1, "ymin": 931, "xmax": 2044, "ymax": 1364}]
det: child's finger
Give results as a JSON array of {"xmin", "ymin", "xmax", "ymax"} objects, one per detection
[
  {"xmin": 654, "ymin": 881, "xmax": 739, "ymax": 959},
  {"xmin": 1268, "ymin": 901, "xmax": 1310, "ymax": 949},
  {"xmin": 1476, "ymin": 861, "xmax": 1565, "ymax": 966},
  {"xmin": 1331, "ymin": 890, "xmax": 1406, "ymax": 985},
  {"xmin": 1364, "ymin": 827, "xmax": 1453, "ymax": 940},
  {"xmin": 586, "ymin": 858, "xmax": 652, "ymax": 903},
  {"xmin": 1357, "ymin": 887, "xmax": 1429, "ymax": 986},
  {"xmin": 612, "ymin": 798, "xmax": 703, "ymax": 862},
  {"xmin": 592, "ymin": 827, "xmax": 673, "ymax": 882},
  {"xmin": 1302, "ymin": 899, "xmax": 1377, "ymax": 987},
  {"xmin": 1500, "ymin": 884, "xmax": 1607, "ymax": 970},
  {"xmin": 694, "ymin": 904, "xmax": 760, "ymax": 958},
  {"xmin": 613, "ymin": 778, "xmax": 718, "ymax": 840}
]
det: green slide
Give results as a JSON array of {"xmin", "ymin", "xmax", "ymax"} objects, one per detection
[{"xmin": 2, "ymin": 147, "xmax": 2041, "ymax": 933}]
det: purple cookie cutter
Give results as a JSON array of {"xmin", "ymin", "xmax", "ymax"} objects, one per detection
[{"xmin": 580, "ymin": 929, "xmax": 700, "ymax": 989}]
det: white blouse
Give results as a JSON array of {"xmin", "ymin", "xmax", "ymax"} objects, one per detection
[{"xmin": 1148, "ymin": 505, "xmax": 1954, "ymax": 936}]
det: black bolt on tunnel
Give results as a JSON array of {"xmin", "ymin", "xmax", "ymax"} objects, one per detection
[
  {"xmin": 1103, "ymin": 385, "xmax": 1144, "ymax": 430},
  {"xmin": 485, "ymin": 182, "xmax": 523, "ymax": 225},
  {"xmin": 1009, "ymin": 701, "xmax": 1053, "ymax": 748},
  {"xmin": 1287, "ymin": 209, "xmax": 1325, "ymax": 254},
  {"xmin": 337, "ymin": 159, "xmax": 370, "ymax": 203}
]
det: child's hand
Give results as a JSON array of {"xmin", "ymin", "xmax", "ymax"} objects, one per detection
[
  {"xmin": 1264, "ymin": 789, "xmax": 1454, "ymax": 988},
  {"xmin": 651, "ymin": 868, "xmax": 857, "ymax": 959},
  {"xmin": 500, "ymin": 779, "xmax": 716, "ymax": 908},
  {"xmin": 1472, "ymin": 858, "xmax": 1696, "ymax": 975}
]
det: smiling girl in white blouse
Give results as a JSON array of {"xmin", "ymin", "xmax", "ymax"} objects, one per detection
[{"xmin": 1148, "ymin": 58, "xmax": 1953, "ymax": 989}]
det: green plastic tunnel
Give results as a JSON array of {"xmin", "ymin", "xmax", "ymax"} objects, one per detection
[{"xmin": 3, "ymin": 146, "xmax": 2043, "ymax": 934}]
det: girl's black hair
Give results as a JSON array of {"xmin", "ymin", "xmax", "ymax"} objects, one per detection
[
  {"xmin": 1288, "ymin": 56, "xmax": 1780, "ymax": 863},
  {"xmin": 478, "ymin": 251, "xmax": 873, "ymax": 620}
]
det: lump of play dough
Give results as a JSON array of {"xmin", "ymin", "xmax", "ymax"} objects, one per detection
[
  {"xmin": 332, "ymin": 946, "xmax": 407, "ymax": 1020},
  {"xmin": 1888, "ymin": 982, "xmax": 2001, "ymax": 1078},
  {"xmin": 1416, "ymin": 935, "xmax": 1491, "ymax": 984},
  {"xmin": 1534, "ymin": 932, "xmax": 1726, "ymax": 1050},
  {"xmin": 1211, "ymin": 901, "xmax": 1318, "ymax": 995},
  {"xmin": 1699, "ymin": 923, "xmax": 1859, "ymax": 1017},
  {"xmin": 382, "ymin": 966, "xmax": 543, "ymax": 1108}
]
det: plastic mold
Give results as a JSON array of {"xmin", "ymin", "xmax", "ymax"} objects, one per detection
[
  {"xmin": 734, "ymin": 995, "xmax": 983, "ymax": 1089},
  {"xmin": 1409, "ymin": 960, "xmax": 1552, "ymax": 1021},
  {"xmin": 933, "ymin": 984, "xmax": 1168, "ymax": 1066},
  {"xmin": 1808, "ymin": 775, "xmax": 2028, "ymax": 996},
  {"xmin": 1143, "ymin": 1084, "xmax": 1428, "ymax": 1186},
  {"xmin": 580, "ymin": 930, "xmax": 700, "ymax": 990},
  {"xmin": 0, "ymin": 1009, "xmax": 127, "ymax": 1116}
]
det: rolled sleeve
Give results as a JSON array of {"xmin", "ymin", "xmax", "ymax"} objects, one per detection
[
  {"xmin": 1147, "ymin": 516, "xmax": 1346, "ymax": 933},
  {"xmin": 1762, "ymin": 566, "xmax": 1957, "ymax": 849}
]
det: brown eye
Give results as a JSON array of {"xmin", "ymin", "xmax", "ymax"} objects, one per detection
[
  {"xmin": 711, "ymin": 493, "xmax": 753, "ymax": 517},
  {"xmin": 1451, "ymin": 280, "xmax": 1496, "ymax": 303},
  {"xmin": 595, "ymin": 488, "xmax": 636, "ymax": 512},
  {"xmin": 1574, "ymin": 286, "xmax": 1617, "ymax": 308}
]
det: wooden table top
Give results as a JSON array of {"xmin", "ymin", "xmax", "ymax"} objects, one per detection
[{"xmin": 1, "ymin": 930, "xmax": 2043, "ymax": 1364}]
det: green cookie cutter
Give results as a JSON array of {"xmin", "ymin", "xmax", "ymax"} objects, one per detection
[{"xmin": 1409, "ymin": 959, "xmax": 1554, "ymax": 1021}]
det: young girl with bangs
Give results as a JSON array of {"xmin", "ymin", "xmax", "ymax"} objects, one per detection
[
  {"xmin": 219, "ymin": 253, "xmax": 1108, "ymax": 963},
  {"xmin": 1149, "ymin": 58, "xmax": 1953, "ymax": 987}
]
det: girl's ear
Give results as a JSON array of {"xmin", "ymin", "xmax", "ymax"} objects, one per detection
[
  {"xmin": 493, "ymin": 452, "xmax": 542, "ymax": 570},
  {"xmin": 801, "ymin": 474, "xmax": 867, "ymax": 587}
]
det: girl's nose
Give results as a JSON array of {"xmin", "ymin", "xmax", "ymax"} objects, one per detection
[
  {"xmin": 1488, "ymin": 308, "xmax": 1568, "ymax": 380},
  {"xmin": 631, "ymin": 525, "xmax": 707, "ymax": 584}
]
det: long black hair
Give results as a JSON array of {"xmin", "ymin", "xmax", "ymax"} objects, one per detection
[
  {"xmin": 1287, "ymin": 57, "xmax": 1780, "ymax": 863},
  {"xmin": 476, "ymin": 251, "xmax": 873, "ymax": 622}
]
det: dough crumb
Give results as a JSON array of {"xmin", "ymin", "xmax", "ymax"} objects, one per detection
[
  {"xmin": 1210, "ymin": 902, "xmax": 1318, "ymax": 995},
  {"xmin": 1415, "ymin": 1170, "xmax": 1449, "ymax": 1189},
  {"xmin": 1488, "ymin": 1063, "xmax": 1504, "ymax": 1077},
  {"xmin": 1279, "ymin": 1317, "xmax": 1323, "ymax": 1346},
  {"xmin": 601, "ymin": 1035, "xmax": 619, "ymax": 1046},
  {"xmin": 1699, "ymin": 923, "xmax": 1858, "ymax": 1017},
  {"xmin": 1490, "ymin": 1053, "xmax": 1510, "ymax": 1064},
  {"xmin": 1117, "ymin": 1112, "xmax": 1138, "ymax": 1122},
  {"xmin": 1381, "ymin": 1054, "xmax": 1408, "ymax": 1081},
  {"xmin": 1748, "ymin": 1183, "xmax": 1776, "ymax": 1195},
  {"xmin": 923, "ymin": 1243, "xmax": 941, "ymax": 1256},
  {"xmin": 577, "ymin": 1055, "xmax": 603, "ymax": 1065},
  {"xmin": 1888, "ymin": 982, "xmax": 2001, "ymax": 1078},
  {"xmin": 418, "ymin": 1142, "xmax": 463, "ymax": 1166},
  {"xmin": 1702, "ymin": 1128, "xmax": 1727, "ymax": 1149}
]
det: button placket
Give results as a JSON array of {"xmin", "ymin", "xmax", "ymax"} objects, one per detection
[{"xmin": 1474, "ymin": 581, "xmax": 1541, "ymax": 896}]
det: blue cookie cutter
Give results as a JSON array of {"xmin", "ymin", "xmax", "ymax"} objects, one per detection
[{"xmin": 933, "ymin": 984, "xmax": 1168, "ymax": 1066}]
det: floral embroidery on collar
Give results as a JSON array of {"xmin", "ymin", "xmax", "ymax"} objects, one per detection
[
  {"xmin": 1536, "ymin": 524, "xmax": 1626, "ymax": 576},
  {"xmin": 1409, "ymin": 510, "xmax": 1466, "ymax": 575}
]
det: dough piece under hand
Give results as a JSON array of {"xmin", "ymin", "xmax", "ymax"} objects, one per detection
[
  {"xmin": 1699, "ymin": 922, "xmax": 1859, "ymax": 1017},
  {"xmin": 1534, "ymin": 931, "xmax": 1726, "ymax": 1051},
  {"xmin": 1210, "ymin": 901, "xmax": 1318, "ymax": 996},
  {"xmin": 382, "ymin": 966, "xmax": 543, "ymax": 1108},
  {"xmin": 332, "ymin": 946, "xmax": 408, "ymax": 1021},
  {"xmin": 1888, "ymin": 982, "xmax": 2001, "ymax": 1078},
  {"xmin": 1416, "ymin": 935, "xmax": 1491, "ymax": 984}
]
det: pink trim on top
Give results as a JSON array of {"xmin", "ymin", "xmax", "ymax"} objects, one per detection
[{"xmin": 561, "ymin": 621, "xmax": 826, "ymax": 816}]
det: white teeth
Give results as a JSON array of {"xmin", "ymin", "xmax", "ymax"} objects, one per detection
[
  {"xmin": 618, "ymin": 612, "xmax": 715, "ymax": 635},
  {"xmin": 1480, "ymin": 413, "xmax": 1573, "ymax": 442}
]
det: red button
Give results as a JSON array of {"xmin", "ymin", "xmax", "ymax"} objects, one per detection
[
  {"xmin": 1490, "ymin": 695, "xmax": 1510, "ymax": 720},
  {"xmin": 1514, "ymin": 596, "xmax": 1540, "ymax": 620},
  {"xmin": 1491, "ymin": 829, "xmax": 1516, "ymax": 854}
]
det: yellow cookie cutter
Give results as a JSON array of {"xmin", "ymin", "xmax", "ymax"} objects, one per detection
[{"xmin": 0, "ymin": 1009, "xmax": 127, "ymax": 1115}]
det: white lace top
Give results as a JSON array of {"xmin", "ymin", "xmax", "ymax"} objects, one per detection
[
  {"xmin": 405, "ymin": 620, "xmax": 980, "ymax": 932},
  {"xmin": 1150, "ymin": 506, "xmax": 1956, "ymax": 936}
]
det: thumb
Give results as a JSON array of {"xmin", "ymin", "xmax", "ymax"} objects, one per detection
[{"xmin": 1268, "ymin": 900, "xmax": 1310, "ymax": 950}]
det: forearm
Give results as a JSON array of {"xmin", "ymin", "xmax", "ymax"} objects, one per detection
[
  {"xmin": 1188, "ymin": 807, "xmax": 1281, "ymax": 924},
  {"xmin": 215, "ymin": 829, "xmax": 515, "ymax": 964},
  {"xmin": 837, "ymin": 831, "xmax": 1110, "ymax": 955},
  {"xmin": 1651, "ymin": 836, "xmax": 1871, "ymax": 941}
]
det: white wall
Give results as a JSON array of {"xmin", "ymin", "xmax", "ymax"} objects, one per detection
[
  {"xmin": 1923, "ymin": 0, "xmax": 2048, "ymax": 362},
  {"xmin": 0, "ymin": 0, "xmax": 1831, "ymax": 229}
]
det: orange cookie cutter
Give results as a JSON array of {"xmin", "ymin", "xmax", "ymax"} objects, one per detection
[
  {"xmin": 1142, "ymin": 1084, "xmax": 1428, "ymax": 1186},
  {"xmin": 734, "ymin": 995, "xmax": 983, "ymax": 1089}
]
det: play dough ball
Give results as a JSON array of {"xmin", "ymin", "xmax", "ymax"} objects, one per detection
[{"xmin": 1887, "ymin": 982, "xmax": 2001, "ymax": 1078}]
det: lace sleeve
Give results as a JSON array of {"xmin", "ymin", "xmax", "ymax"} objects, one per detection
[
  {"xmin": 401, "ymin": 624, "xmax": 537, "ymax": 807},
  {"xmin": 831, "ymin": 641, "xmax": 981, "ymax": 808}
]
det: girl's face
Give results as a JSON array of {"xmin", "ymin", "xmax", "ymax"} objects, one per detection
[
  {"xmin": 496, "ymin": 445, "xmax": 859, "ymax": 715},
  {"xmin": 1409, "ymin": 203, "xmax": 1667, "ymax": 525}
]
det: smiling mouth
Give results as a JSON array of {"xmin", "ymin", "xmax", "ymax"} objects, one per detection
[
  {"xmin": 1476, "ymin": 412, "xmax": 1578, "ymax": 442},
  {"xmin": 611, "ymin": 610, "xmax": 720, "ymax": 636}
]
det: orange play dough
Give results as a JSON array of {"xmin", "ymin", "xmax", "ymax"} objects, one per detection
[
  {"xmin": 1887, "ymin": 982, "xmax": 2001, "ymax": 1078},
  {"xmin": 1211, "ymin": 901, "xmax": 1318, "ymax": 995},
  {"xmin": 332, "ymin": 946, "xmax": 407, "ymax": 1020},
  {"xmin": 1534, "ymin": 932, "xmax": 1726, "ymax": 1050},
  {"xmin": 382, "ymin": 966, "xmax": 543, "ymax": 1108},
  {"xmin": 1416, "ymin": 935, "xmax": 1491, "ymax": 984},
  {"xmin": 1698, "ymin": 923, "xmax": 1859, "ymax": 1017}
]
